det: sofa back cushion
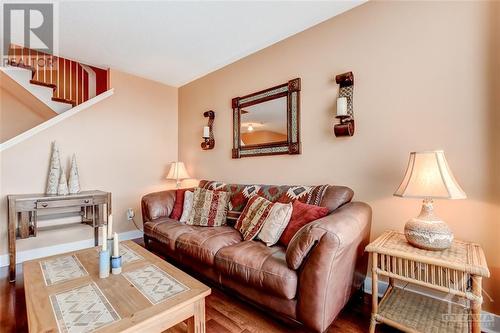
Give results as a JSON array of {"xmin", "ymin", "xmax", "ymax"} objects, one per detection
[
  {"xmin": 187, "ymin": 188, "xmax": 229, "ymax": 226},
  {"xmin": 199, "ymin": 180, "xmax": 354, "ymax": 223}
]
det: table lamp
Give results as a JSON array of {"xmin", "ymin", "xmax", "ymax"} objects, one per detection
[
  {"xmin": 394, "ymin": 150, "xmax": 466, "ymax": 250},
  {"xmin": 166, "ymin": 162, "xmax": 190, "ymax": 188}
]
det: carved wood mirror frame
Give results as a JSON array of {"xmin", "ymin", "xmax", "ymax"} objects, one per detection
[{"xmin": 231, "ymin": 78, "xmax": 301, "ymax": 158}]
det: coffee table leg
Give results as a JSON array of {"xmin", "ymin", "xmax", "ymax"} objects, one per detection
[{"xmin": 187, "ymin": 298, "xmax": 206, "ymax": 333}]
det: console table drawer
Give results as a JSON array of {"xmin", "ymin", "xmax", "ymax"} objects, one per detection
[{"xmin": 36, "ymin": 198, "xmax": 94, "ymax": 209}]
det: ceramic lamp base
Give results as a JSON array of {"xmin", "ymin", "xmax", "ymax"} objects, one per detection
[{"xmin": 404, "ymin": 199, "xmax": 453, "ymax": 251}]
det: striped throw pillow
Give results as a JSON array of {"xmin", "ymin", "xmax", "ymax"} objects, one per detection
[
  {"xmin": 187, "ymin": 188, "xmax": 229, "ymax": 227},
  {"xmin": 234, "ymin": 195, "xmax": 274, "ymax": 241}
]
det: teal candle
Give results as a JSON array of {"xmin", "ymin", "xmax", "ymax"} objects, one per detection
[{"xmin": 99, "ymin": 249, "xmax": 110, "ymax": 278}]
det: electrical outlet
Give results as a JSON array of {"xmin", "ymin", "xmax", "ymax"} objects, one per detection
[{"xmin": 127, "ymin": 208, "xmax": 135, "ymax": 221}]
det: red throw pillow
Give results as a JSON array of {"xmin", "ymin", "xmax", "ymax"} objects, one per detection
[
  {"xmin": 170, "ymin": 188, "xmax": 189, "ymax": 220},
  {"xmin": 279, "ymin": 200, "xmax": 329, "ymax": 246}
]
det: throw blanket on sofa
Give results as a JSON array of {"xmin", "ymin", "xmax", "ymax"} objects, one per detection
[{"xmin": 199, "ymin": 180, "xmax": 329, "ymax": 214}]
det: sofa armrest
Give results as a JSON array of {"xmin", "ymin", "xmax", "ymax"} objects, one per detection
[
  {"xmin": 291, "ymin": 201, "xmax": 371, "ymax": 333},
  {"xmin": 141, "ymin": 190, "xmax": 176, "ymax": 223}
]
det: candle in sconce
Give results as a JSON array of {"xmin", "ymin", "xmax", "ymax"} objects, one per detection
[
  {"xmin": 102, "ymin": 227, "xmax": 107, "ymax": 251},
  {"xmin": 203, "ymin": 126, "xmax": 210, "ymax": 138},
  {"xmin": 107, "ymin": 214, "xmax": 113, "ymax": 239},
  {"xmin": 113, "ymin": 233, "xmax": 119, "ymax": 257},
  {"xmin": 336, "ymin": 97, "xmax": 348, "ymax": 116}
]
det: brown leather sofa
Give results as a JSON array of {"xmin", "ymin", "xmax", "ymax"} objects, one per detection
[{"xmin": 141, "ymin": 181, "xmax": 371, "ymax": 332}]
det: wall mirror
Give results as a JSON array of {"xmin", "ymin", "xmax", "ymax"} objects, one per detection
[{"xmin": 231, "ymin": 78, "xmax": 301, "ymax": 158}]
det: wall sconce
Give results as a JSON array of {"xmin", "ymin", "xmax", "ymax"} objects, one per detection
[
  {"xmin": 201, "ymin": 110, "xmax": 215, "ymax": 150},
  {"xmin": 334, "ymin": 72, "xmax": 355, "ymax": 137}
]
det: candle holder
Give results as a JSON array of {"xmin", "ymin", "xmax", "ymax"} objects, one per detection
[
  {"xmin": 334, "ymin": 72, "xmax": 355, "ymax": 137},
  {"xmin": 99, "ymin": 249, "xmax": 110, "ymax": 278},
  {"xmin": 201, "ymin": 110, "xmax": 215, "ymax": 150},
  {"xmin": 111, "ymin": 255, "xmax": 122, "ymax": 275}
]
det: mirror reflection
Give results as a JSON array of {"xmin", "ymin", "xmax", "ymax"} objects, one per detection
[{"xmin": 240, "ymin": 96, "xmax": 288, "ymax": 146}]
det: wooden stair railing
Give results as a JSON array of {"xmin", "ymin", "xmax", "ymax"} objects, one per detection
[{"xmin": 7, "ymin": 44, "xmax": 108, "ymax": 108}]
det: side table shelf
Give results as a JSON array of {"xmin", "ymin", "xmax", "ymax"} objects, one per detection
[
  {"xmin": 377, "ymin": 286, "xmax": 469, "ymax": 332},
  {"xmin": 366, "ymin": 231, "xmax": 490, "ymax": 333}
]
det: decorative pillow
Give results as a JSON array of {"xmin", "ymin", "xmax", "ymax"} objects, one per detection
[
  {"xmin": 187, "ymin": 188, "xmax": 229, "ymax": 226},
  {"xmin": 279, "ymin": 200, "xmax": 329, "ymax": 246},
  {"xmin": 179, "ymin": 191, "xmax": 194, "ymax": 223},
  {"xmin": 234, "ymin": 195, "xmax": 274, "ymax": 241},
  {"xmin": 170, "ymin": 188, "xmax": 189, "ymax": 220},
  {"xmin": 257, "ymin": 202, "xmax": 293, "ymax": 246}
]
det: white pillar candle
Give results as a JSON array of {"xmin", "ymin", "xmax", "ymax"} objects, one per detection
[
  {"xmin": 113, "ymin": 232, "xmax": 119, "ymax": 257},
  {"xmin": 107, "ymin": 214, "xmax": 113, "ymax": 239},
  {"xmin": 203, "ymin": 126, "xmax": 210, "ymax": 138},
  {"xmin": 336, "ymin": 97, "xmax": 348, "ymax": 116},
  {"xmin": 102, "ymin": 227, "xmax": 107, "ymax": 251}
]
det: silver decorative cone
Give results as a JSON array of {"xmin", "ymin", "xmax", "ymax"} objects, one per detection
[
  {"xmin": 57, "ymin": 166, "xmax": 69, "ymax": 195},
  {"xmin": 46, "ymin": 142, "xmax": 61, "ymax": 195},
  {"xmin": 68, "ymin": 154, "xmax": 81, "ymax": 194}
]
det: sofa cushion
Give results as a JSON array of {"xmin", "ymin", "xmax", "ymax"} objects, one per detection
[
  {"xmin": 257, "ymin": 201, "xmax": 293, "ymax": 246},
  {"xmin": 169, "ymin": 188, "xmax": 189, "ymax": 220},
  {"xmin": 234, "ymin": 196, "xmax": 274, "ymax": 241},
  {"xmin": 215, "ymin": 241, "xmax": 297, "ymax": 300},
  {"xmin": 176, "ymin": 226, "xmax": 242, "ymax": 266},
  {"xmin": 187, "ymin": 188, "xmax": 230, "ymax": 226},
  {"xmin": 279, "ymin": 200, "xmax": 329, "ymax": 247},
  {"xmin": 179, "ymin": 190, "xmax": 194, "ymax": 223},
  {"xmin": 144, "ymin": 217, "xmax": 196, "ymax": 251}
]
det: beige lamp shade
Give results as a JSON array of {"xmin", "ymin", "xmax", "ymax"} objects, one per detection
[
  {"xmin": 166, "ymin": 162, "xmax": 190, "ymax": 181},
  {"xmin": 394, "ymin": 150, "xmax": 466, "ymax": 199}
]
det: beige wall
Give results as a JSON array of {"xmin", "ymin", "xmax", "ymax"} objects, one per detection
[
  {"xmin": 179, "ymin": 1, "xmax": 500, "ymax": 313},
  {"xmin": 1, "ymin": 71, "xmax": 57, "ymax": 143},
  {"xmin": 0, "ymin": 69, "xmax": 178, "ymax": 255}
]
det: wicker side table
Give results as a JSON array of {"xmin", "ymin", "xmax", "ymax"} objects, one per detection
[{"xmin": 366, "ymin": 231, "xmax": 490, "ymax": 333}]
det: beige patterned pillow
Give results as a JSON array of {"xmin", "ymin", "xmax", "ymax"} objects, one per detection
[
  {"xmin": 179, "ymin": 191, "xmax": 194, "ymax": 223},
  {"xmin": 187, "ymin": 188, "xmax": 229, "ymax": 226},
  {"xmin": 257, "ymin": 202, "xmax": 293, "ymax": 246}
]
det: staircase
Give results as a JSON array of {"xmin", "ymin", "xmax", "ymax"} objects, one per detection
[
  {"xmin": 1, "ymin": 44, "xmax": 113, "ymax": 149},
  {"xmin": 3, "ymin": 44, "xmax": 109, "ymax": 114},
  {"xmin": 2, "ymin": 66, "xmax": 73, "ymax": 113}
]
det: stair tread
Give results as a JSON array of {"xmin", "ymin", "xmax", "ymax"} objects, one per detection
[
  {"xmin": 30, "ymin": 80, "xmax": 57, "ymax": 90},
  {"xmin": 51, "ymin": 97, "xmax": 76, "ymax": 106}
]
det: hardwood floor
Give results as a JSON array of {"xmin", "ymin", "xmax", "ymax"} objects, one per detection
[{"xmin": 0, "ymin": 240, "xmax": 396, "ymax": 333}]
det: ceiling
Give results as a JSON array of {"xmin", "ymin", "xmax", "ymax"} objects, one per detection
[{"xmin": 56, "ymin": 1, "xmax": 364, "ymax": 87}]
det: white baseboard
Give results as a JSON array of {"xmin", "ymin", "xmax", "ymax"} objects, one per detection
[
  {"xmin": 363, "ymin": 277, "xmax": 500, "ymax": 333},
  {"xmin": 0, "ymin": 229, "xmax": 143, "ymax": 267}
]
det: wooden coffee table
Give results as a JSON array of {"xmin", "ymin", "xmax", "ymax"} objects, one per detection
[{"xmin": 23, "ymin": 240, "xmax": 211, "ymax": 333}]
